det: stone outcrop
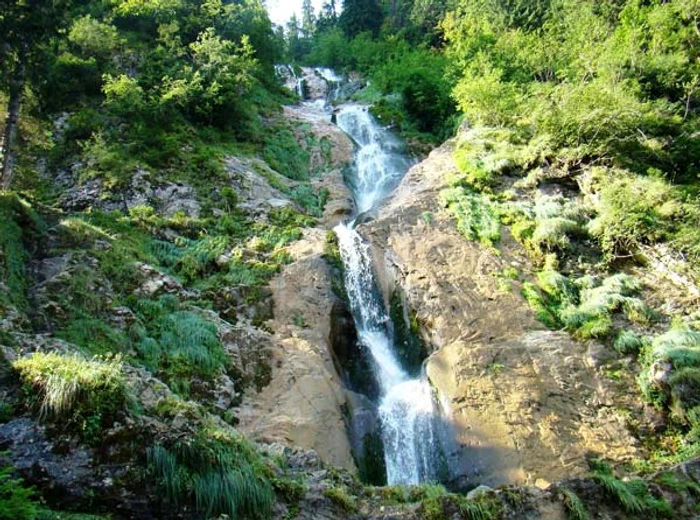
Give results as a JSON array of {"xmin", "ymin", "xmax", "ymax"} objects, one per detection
[{"xmin": 236, "ymin": 228, "xmax": 356, "ymax": 471}]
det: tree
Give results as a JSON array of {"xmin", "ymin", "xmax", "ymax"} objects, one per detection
[
  {"xmin": 340, "ymin": 0, "xmax": 384, "ymax": 37},
  {"xmin": 0, "ymin": 0, "xmax": 77, "ymax": 188},
  {"xmin": 317, "ymin": 0, "xmax": 339, "ymax": 32},
  {"xmin": 301, "ymin": 0, "xmax": 316, "ymax": 38}
]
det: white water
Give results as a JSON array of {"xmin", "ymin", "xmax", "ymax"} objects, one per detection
[
  {"xmin": 335, "ymin": 106, "xmax": 412, "ymax": 215},
  {"xmin": 333, "ymin": 105, "xmax": 443, "ymax": 485}
]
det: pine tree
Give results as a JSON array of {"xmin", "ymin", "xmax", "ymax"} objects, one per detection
[
  {"xmin": 340, "ymin": 0, "xmax": 384, "ymax": 37},
  {"xmin": 301, "ymin": 0, "xmax": 316, "ymax": 39}
]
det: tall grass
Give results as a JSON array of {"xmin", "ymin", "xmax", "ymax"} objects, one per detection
[
  {"xmin": 590, "ymin": 460, "xmax": 672, "ymax": 516},
  {"xmin": 13, "ymin": 352, "xmax": 125, "ymax": 420},
  {"xmin": 148, "ymin": 426, "xmax": 274, "ymax": 518}
]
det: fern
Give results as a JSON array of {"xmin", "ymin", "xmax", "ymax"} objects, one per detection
[
  {"xmin": 614, "ymin": 331, "xmax": 644, "ymax": 355},
  {"xmin": 559, "ymin": 487, "xmax": 589, "ymax": 520},
  {"xmin": 590, "ymin": 460, "xmax": 671, "ymax": 516},
  {"xmin": 149, "ymin": 239, "xmax": 183, "ymax": 268},
  {"xmin": 441, "ymin": 187, "xmax": 501, "ymax": 246},
  {"xmin": 0, "ymin": 463, "xmax": 39, "ymax": 520}
]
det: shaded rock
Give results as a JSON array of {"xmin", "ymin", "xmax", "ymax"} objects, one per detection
[
  {"xmin": 467, "ymin": 485, "xmax": 493, "ymax": 499},
  {"xmin": 153, "ymin": 183, "xmax": 201, "ymax": 218}
]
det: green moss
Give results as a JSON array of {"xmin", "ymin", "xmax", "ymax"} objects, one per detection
[{"xmin": 323, "ymin": 486, "xmax": 358, "ymax": 513}]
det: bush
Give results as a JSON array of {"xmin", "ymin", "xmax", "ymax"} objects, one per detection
[
  {"xmin": 0, "ymin": 463, "xmax": 38, "ymax": 520},
  {"xmin": 148, "ymin": 425, "xmax": 274, "ymax": 519},
  {"xmin": 440, "ymin": 187, "xmax": 501, "ymax": 246},
  {"xmin": 588, "ymin": 171, "xmax": 682, "ymax": 259},
  {"xmin": 12, "ymin": 353, "xmax": 126, "ymax": 440}
]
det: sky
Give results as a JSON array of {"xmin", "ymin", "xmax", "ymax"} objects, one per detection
[{"xmin": 266, "ymin": 0, "xmax": 327, "ymax": 27}]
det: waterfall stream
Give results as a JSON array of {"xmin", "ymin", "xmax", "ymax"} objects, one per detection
[{"xmin": 333, "ymin": 105, "xmax": 445, "ymax": 485}]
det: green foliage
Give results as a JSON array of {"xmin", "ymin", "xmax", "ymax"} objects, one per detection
[
  {"xmin": 444, "ymin": 0, "xmax": 699, "ymax": 182},
  {"xmin": 323, "ymin": 486, "xmax": 358, "ymax": 513},
  {"xmin": 441, "ymin": 187, "xmax": 501, "ymax": 246},
  {"xmin": 559, "ymin": 487, "xmax": 589, "ymax": 520},
  {"xmin": 0, "ymin": 194, "xmax": 44, "ymax": 312},
  {"xmin": 131, "ymin": 296, "xmax": 226, "ymax": 394},
  {"xmin": 263, "ymin": 129, "xmax": 311, "ymax": 181},
  {"xmin": 148, "ymin": 426, "xmax": 274, "ymax": 519},
  {"xmin": 0, "ymin": 463, "xmax": 39, "ymax": 520},
  {"xmin": 587, "ymin": 170, "xmax": 690, "ymax": 260},
  {"xmin": 614, "ymin": 330, "xmax": 645, "ymax": 355},
  {"xmin": 522, "ymin": 269, "xmax": 649, "ymax": 343},
  {"xmin": 590, "ymin": 459, "xmax": 672, "ymax": 516},
  {"xmin": 12, "ymin": 353, "xmax": 126, "ymax": 441}
]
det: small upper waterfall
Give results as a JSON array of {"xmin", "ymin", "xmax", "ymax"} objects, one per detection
[
  {"xmin": 335, "ymin": 106, "xmax": 412, "ymax": 215},
  {"xmin": 333, "ymin": 103, "xmax": 446, "ymax": 485}
]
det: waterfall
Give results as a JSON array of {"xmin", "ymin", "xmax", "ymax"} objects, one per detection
[
  {"xmin": 335, "ymin": 106, "xmax": 412, "ymax": 215},
  {"xmin": 333, "ymin": 103, "xmax": 445, "ymax": 486}
]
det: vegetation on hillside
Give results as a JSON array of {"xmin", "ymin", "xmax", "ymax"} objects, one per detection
[{"xmin": 1, "ymin": 0, "xmax": 700, "ymax": 517}]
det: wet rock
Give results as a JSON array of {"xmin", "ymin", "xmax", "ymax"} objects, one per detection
[{"xmin": 363, "ymin": 140, "xmax": 642, "ymax": 487}]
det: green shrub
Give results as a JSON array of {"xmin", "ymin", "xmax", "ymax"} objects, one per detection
[
  {"xmin": 441, "ymin": 187, "xmax": 501, "ymax": 246},
  {"xmin": 12, "ymin": 353, "xmax": 126, "ymax": 440},
  {"xmin": 0, "ymin": 463, "xmax": 39, "ymax": 520},
  {"xmin": 263, "ymin": 129, "xmax": 310, "ymax": 181},
  {"xmin": 148, "ymin": 426, "xmax": 274, "ymax": 519},
  {"xmin": 559, "ymin": 487, "xmax": 589, "ymax": 520},
  {"xmin": 588, "ymin": 172, "xmax": 682, "ymax": 260}
]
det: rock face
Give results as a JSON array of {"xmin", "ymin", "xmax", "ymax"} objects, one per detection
[
  {"xmin": 236, "ymin": 228, "xmax": 356, "ymax": 471},
  {"xmin": 362, "ymin": 140, "xmax": 641, "ymax": 487}
]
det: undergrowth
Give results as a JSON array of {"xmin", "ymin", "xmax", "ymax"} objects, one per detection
[
  {"xmin": 147, "ymin": 424, "xmax": 275, "ymax": 519},
  {"xmin": 589, "ymin": 459, "xmax": 672, "ymax": 517},
  {"xmin": 12, "ymin": 352, "xmax": 126, "ymax": 443}
]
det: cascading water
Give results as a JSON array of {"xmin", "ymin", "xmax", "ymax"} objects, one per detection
[
  {"xmin": 335, "ymin": 106, "xmax": 412, "ymax": 215},
  {"xmin": 333, "ymin": 105, "xmax": 446, "ymax": 485}
]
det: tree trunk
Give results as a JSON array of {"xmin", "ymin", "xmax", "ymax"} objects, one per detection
[{"xmin": 1, "ymin": 43, "xmax": 27, "ymax": 190}]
